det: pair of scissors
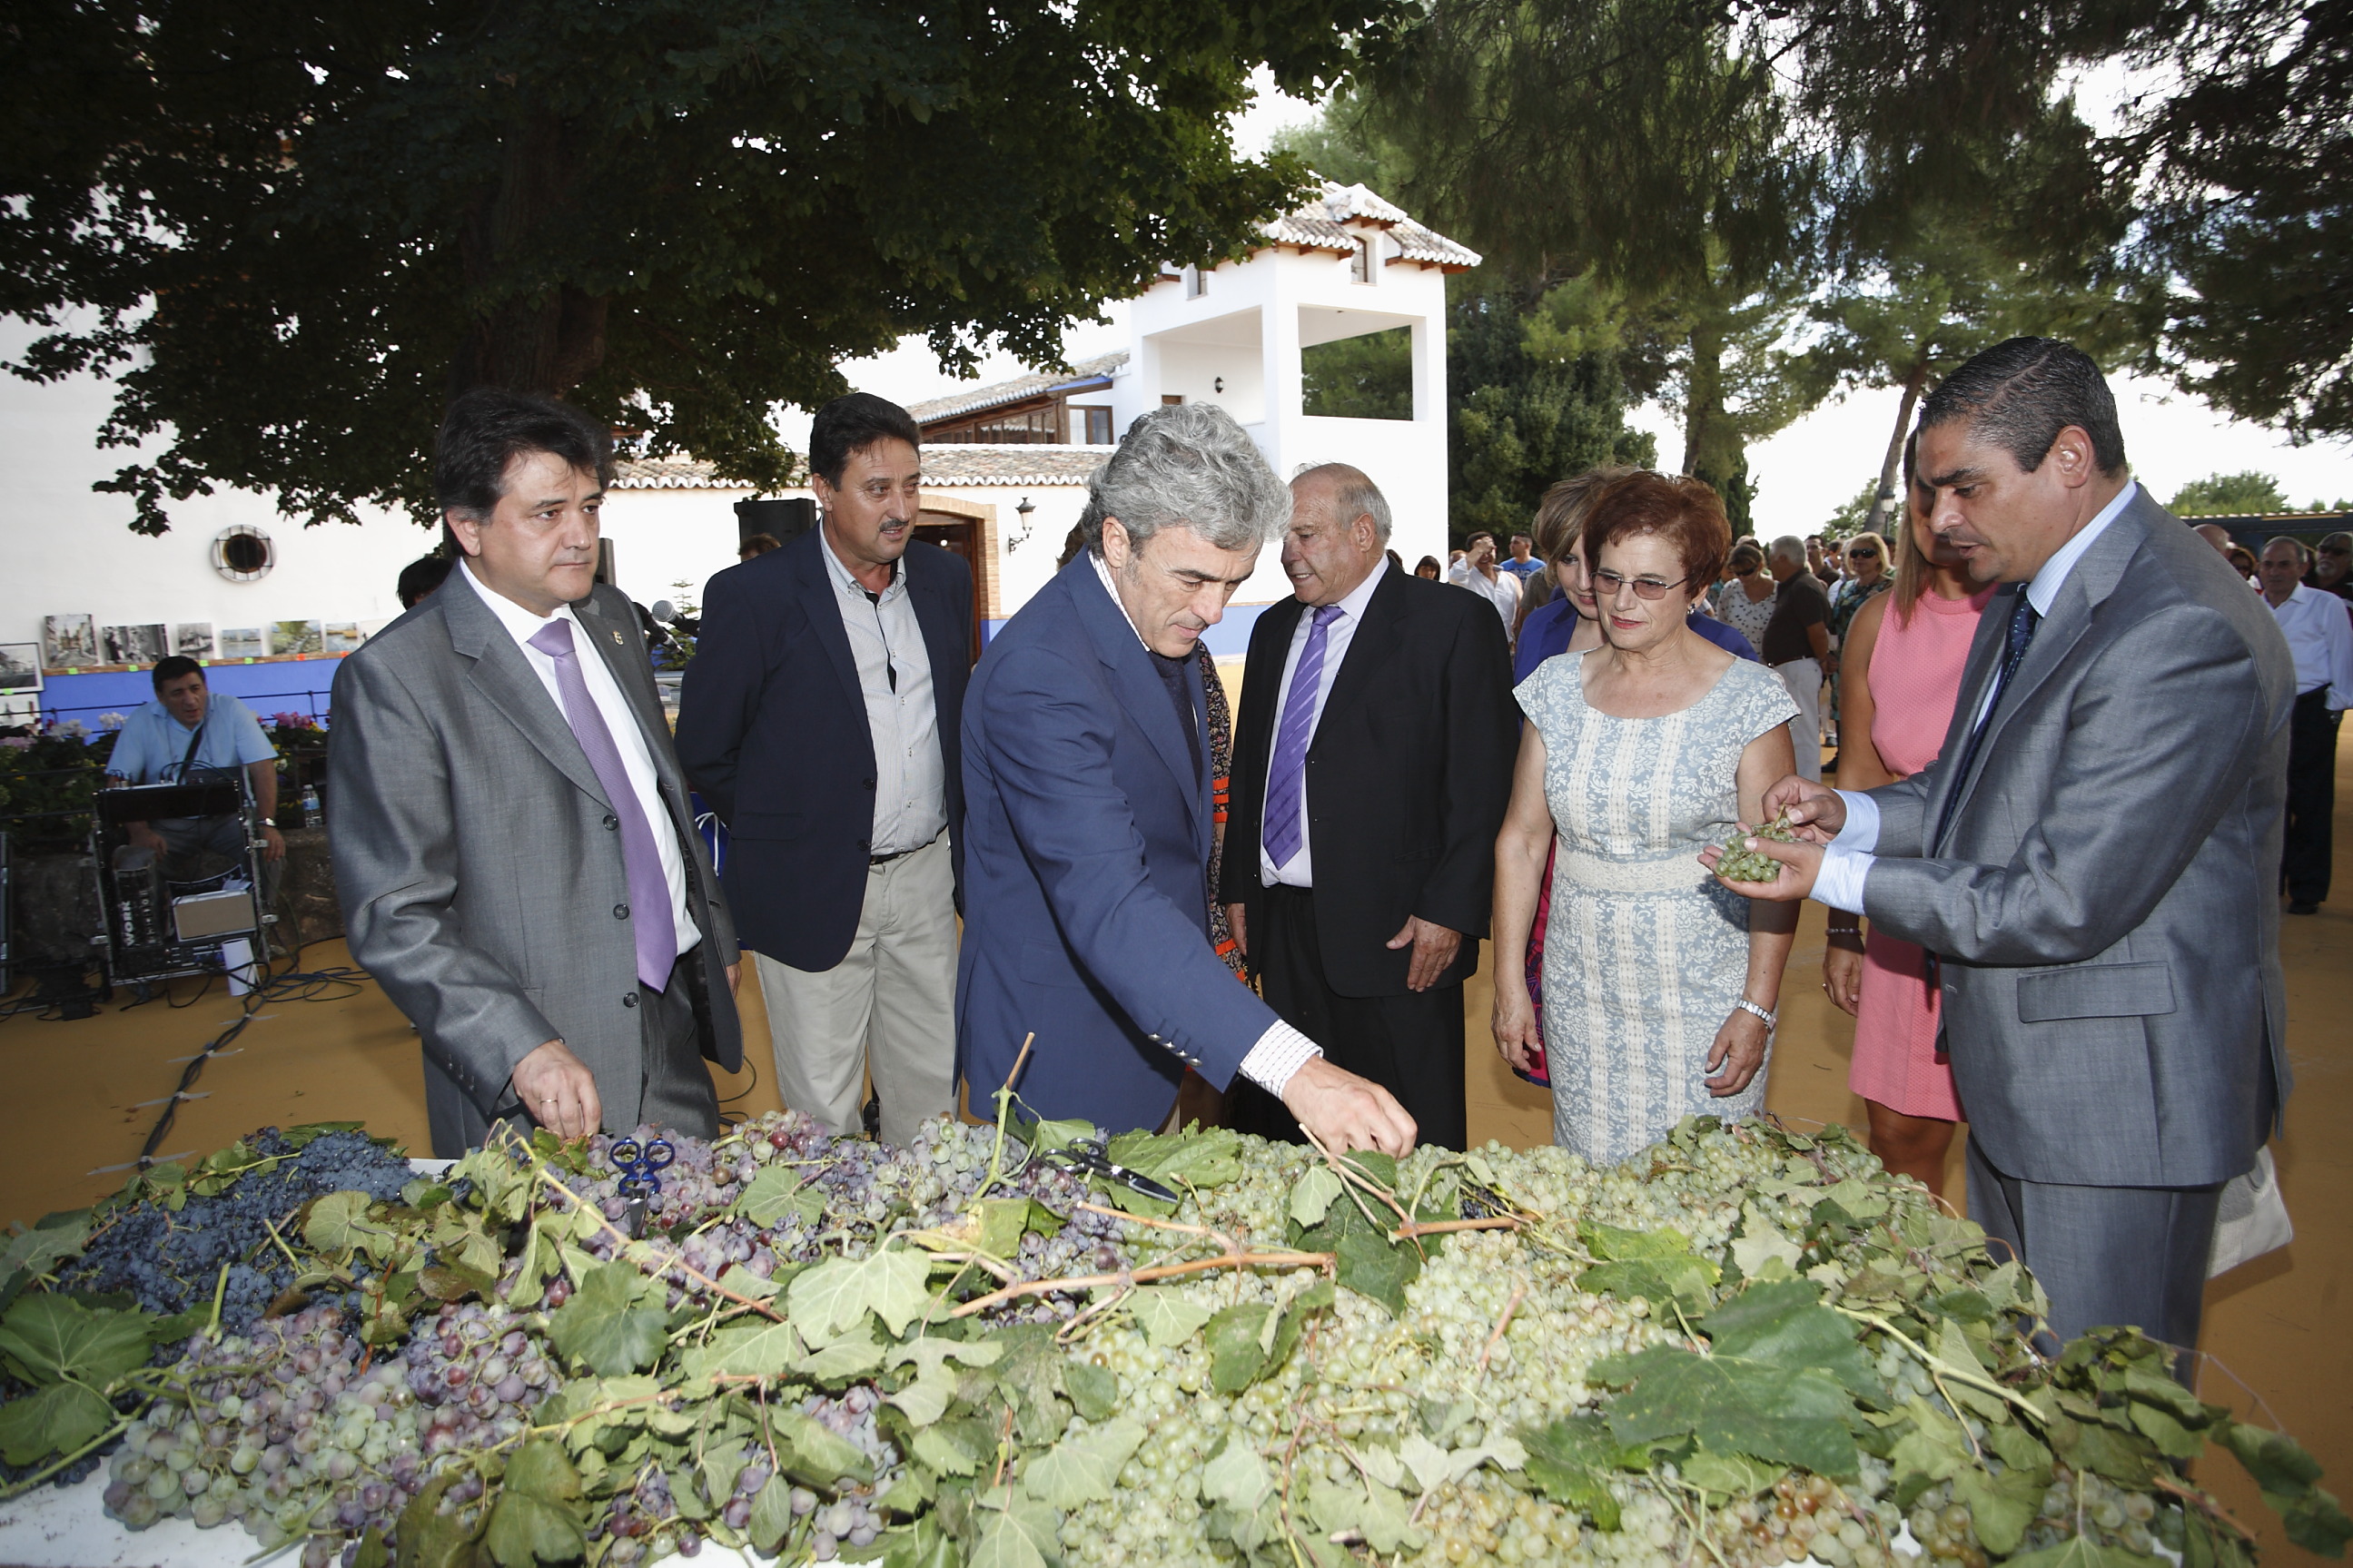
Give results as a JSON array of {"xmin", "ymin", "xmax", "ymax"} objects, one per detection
[
  {"xmin": 1038, "ymin": 1139, "xmax": 1181, "ymax": 1205},
  {"xmin": 609, "ymin": 1137, "xmax": 674, "ymax": 1237}
]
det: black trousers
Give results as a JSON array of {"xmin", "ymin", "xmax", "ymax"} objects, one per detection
[
  {"xmin": 2280, "ymin": 687, "xmax": 2339, "ymax": 904},
  {"xmin": 1226, "ymin": 883, "xmax": 1469, "ymax": 1150}
]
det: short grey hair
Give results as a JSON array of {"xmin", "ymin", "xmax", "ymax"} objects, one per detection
[
  {"xmin": 1291, "ymin": 461, "xmax": 1394, "ymax": 542},
  {"xmin": 1081, "ymin": 403, "xmax": 1290, "ymax": 557},
  {"xmin": 2263, "ymin": 536, "xmax": 2311, "ymax": 565},
  {"xmin": 1768, "ymin": 534, "xmax": 1807, "ymax": 566}
]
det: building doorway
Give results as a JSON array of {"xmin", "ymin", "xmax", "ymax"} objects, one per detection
[{"xmin": 915, "ymin": 512, "xmax": 984, "ymax": 665}]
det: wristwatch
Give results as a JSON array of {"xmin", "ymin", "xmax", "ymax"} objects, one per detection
[{"xmin": 1733, "ymin": 998, "xmax": 1776, "ymax": 1030}]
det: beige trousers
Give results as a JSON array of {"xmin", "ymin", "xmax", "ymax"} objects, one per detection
[
  {"xmin": 1773, "ymin": 657, "xmax": 1824, "ymax": 783},
  {"xmin": 753, "ymin": 833, "xmax": 957, "ymax": 1149}
]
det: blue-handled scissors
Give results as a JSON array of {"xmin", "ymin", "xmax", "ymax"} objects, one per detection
[{"xmin": 609, "ymin": 1137, "xmax": 675, "ymax": 1199}]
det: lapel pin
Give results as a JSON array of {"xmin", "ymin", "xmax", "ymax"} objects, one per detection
[{"xmin": 613, "ymin": 629, "xmax": 624, "ymax": 646}]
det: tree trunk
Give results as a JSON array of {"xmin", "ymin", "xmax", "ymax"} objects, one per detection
[
  {"xmin": 1680, "ymin": 312, "xmax": 1754, "ymax": 537},
  {"xmin": 1861, "ymin": 365, "xmax": 1928, "ymax": 537},
  {"xmin": 448, "ymin": 110, "xmax": 610, "ymax": 399}
]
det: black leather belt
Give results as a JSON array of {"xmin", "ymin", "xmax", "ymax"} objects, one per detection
[{"xmin": 870, "ymin": 836, "xmax": 935, "ymax": 866}]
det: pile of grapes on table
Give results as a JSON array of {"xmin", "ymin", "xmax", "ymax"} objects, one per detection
[{"xmin": 0, "ymin": 1108, "xmax": 2339, "ymax": 1568}]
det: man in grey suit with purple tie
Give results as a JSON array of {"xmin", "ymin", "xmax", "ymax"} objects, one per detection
[{"xmin": 330, "ymin": 390, "xmax": 743, "ymax": 1157}]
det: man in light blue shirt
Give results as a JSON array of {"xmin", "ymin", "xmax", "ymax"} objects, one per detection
[{"xmin": 107, "ymin": 656, "xmax": 284, "ymax": 876}]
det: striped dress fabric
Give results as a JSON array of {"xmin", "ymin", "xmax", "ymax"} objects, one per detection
[
  {"xmin": 1515, "ymin": 651, "xmax": 1797, "ymax": 1164},
  {"xmin": 1849, "ymin": 586, "xmax": 1994, "ymax": 1119}
]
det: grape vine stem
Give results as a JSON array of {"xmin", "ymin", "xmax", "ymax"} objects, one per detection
[
  {"xmin": 1474, "ymin": 1283, "xmax": 1527, "ymax": 1377},
  {"xmin": 1834, "ymin": 1307, "xmax": 2043, "ymax": 1422},
  {"xmin": 948, "ymin": 1247, "xmax": 1336, "ymax": 1318}
]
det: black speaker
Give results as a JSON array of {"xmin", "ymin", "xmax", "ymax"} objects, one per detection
[{"xmin": 736, "ymin": 498, "xmax": 816, "ymax": 544}]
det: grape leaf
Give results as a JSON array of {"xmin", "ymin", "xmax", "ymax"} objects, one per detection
[
  {"xmin": 1983, "ymin": 1419, "xmax": 2053, "ymax": 1484},
  {"xmin": 886, "ymin": 1358, "xmax": 961, "ymax": 1426},
  {"xmin": 1953, "ymin": 1465, "xmax": 2045, "ymax": 1554},
  {"xmin": 1206, "ymin": 1303, "xmax": 1278, "ymax": 1395},
  {"xmin": 796, "ymin": 1319, "xmax": 886, "ymax": 1381},
  {"xmin": 547, "ymin": 1260, "xmax": 667, "ymax": 1376},
  {"xmin": 2049, "ymin": 1414, "xmax": 2154, "ymax": 1485},
  {"xmin": 1289, "ymin": 1167, "xmax": 1345, "ymax": 1228},
  {"xmin": 1335, "ymin": 1220, "xmax": 1419, "ymax": 1316},
  {"xmin": 1399, "ymin": 1431, "xmax": 1451, "ymax": 1492},
  {"xmin": 1683, "ymin": 1447, "xmax": 1784, "ymax": 1499},
  {"xmin": 1201, "ymin": 1440, "xmax": 1275, "ymax": 1511},
  {"xmin": 971, "ymin": 1494, "xmax": 1063, "ymax": 1568},
  {"xmin": 2004, "ymin": 1537, "xmax": 2163, "ymax": 1568},
  {"xmin": 1063, "ymin": 1358, "xmax": 1119, "ymax": 1423},
  {"xmin": 0, "ymin": 1378, "xmax": 114, "ymax": 1466},
  {"xmin": 1102, "ymin": 1126, "xmax": 1244, "ymax": 1189},
  {"xmin": 773, "ymin": 1407, "xmax": 875, "ymax": 1486},
  {"xmin": 735, "ymin": 1166, "xmax": 826, "ymax": 1228},
  {"xmin": 1579, "ymin": 1220, "xmax": 1696, "ymax": 1260},
  {"xmin": 913, "ymin": 1424, "xmax": 982, "ymax": 1477},
  {"xmin": 1128, "ymin": 1287, "xmax": 1212, "ymax": 1347},
  {"xmin": 1700, "ymin": 1279, "xmax": 1877, "ymax": 1398},
  {"xmin": 303, "ymin": 1190, "xmax": 394, "ymax": 1258},
  {"xmin": 0, "ymin": 1218, "xmax": 89, "ymax": 1289},
  {"xmin": 1596, "ymin": 1343, "xmax": 1860, "ymax": 1479},
  {"xmin": 747, "ymin": 1473, "xmax": 798, "ymax": 1553},
  {"xmin": 0, "ymin": 1293, "xmax": 154, "ymax": 1388},
  {"xmin": 679, "ymin": 1318, "xmax": 804, "ymax": 1383},
  {"xmin": 1577, "ymin": 1256, "xmax": 1718, "ymax": 1316},
  {"xmin": 483, "ymin": 1490, "xmax": 588, "ymax": 1566},
  {"xmin": 787, "ymin": 1248, "xmax": 934, "ymax": 1339},
  {"xmin": 1022, "ymin": 1416, "xmax": 1148, "ymax": 1507}
]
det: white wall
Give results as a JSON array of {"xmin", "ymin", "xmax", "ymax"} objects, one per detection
[{"xmin": 1, "ymin": 326, "xmax": 435, "ymax": 656}]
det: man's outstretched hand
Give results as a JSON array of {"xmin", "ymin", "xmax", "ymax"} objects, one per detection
[
  {"xmin": 1760, "ymin": 774, "xmax": 1848, "ymax": 843},
  {"xmin": 1700, "ymin": 825, "xmax": 1824, "ymax": 902},
  {"xmin": 1281, "ymin": 1056, "xmax": 1417, "ymax": 1156}
]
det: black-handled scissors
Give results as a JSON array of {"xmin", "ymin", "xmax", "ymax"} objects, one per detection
[{"xmin": 1038, "ymin": 1138, "xmax": 1181, "ymax": 1204}]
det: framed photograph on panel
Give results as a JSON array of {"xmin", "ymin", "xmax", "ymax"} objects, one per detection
[
  {"xmin": 103, "ymin": 623, "xmax": 167, "ymax": 665},
  {"xmin": 42, "ymin": 614, "xmax": 97, "ymax": 668},
  {"xmin": 0, "ymin": 643, "xmax": 43, "ymax": 693},
  {"xmin": 270, "ymin": 619, "xmax": 323, "ymax": 656},
  {"xmin": 322, "ymin": 622, "xmax": 364, "ymax": 655},
  {"xmin": 173, "ymin": 623, "xmax": 216, "ymax": 659},
  {"xmin": 218, "ymin": 626, "xmax": 265, "ymax": 659}
]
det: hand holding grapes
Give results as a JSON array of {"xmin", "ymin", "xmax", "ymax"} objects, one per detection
[
  {"xmin": 1760, "ymin": 774, "xmax": 1848, "ymax": 843},
  {"xmin": 1701, "ymin": 811, "xmax": 1824, "ymax": 902}
]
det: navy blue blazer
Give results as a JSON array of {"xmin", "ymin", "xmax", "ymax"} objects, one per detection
[
  {"xmin": 676, "ymin": 528, "xmax": 971, "ymax": 972},
  {"xmin": 956, "ymin": 554, "xmax": 1280, "ymax": 1132}
]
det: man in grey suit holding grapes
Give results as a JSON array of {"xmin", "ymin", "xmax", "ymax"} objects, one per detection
[{"xmin": 1713, "ymin": 338, "xmax": 2295, "ymax": 1371}]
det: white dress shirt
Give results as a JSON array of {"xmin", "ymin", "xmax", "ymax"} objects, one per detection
[
  {"xmin": 1448, "ymin": 558, "xmax": 1521, "ymax": 629},
  {"xmin": 460, "ymin": 562, "xmax": 697, "ymax": 954},
  {"xmin": 1086, "ymin": 551, "xmax": 1321, "ymax": 1097},
  {"xmin": 818, "ymin": 530, "xmax": 948, "ymax": 853},
  {"xmin": 1261, "ymin": 557, "xmax": 1389, "ymax": 887},
  {"xmin": 2270, "ymin": 583, "xmax": 2353, "ymax": 709},
  {"xmin": 1813, "ymin": 480, "xmax": 2140, "ymax": 912}
]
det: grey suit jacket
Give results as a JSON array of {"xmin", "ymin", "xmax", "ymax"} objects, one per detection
[
  {"xmin": 1863, "ymin": 488, "xmax": 2294, "ymax": 1188},
  {"xmin": 327, "ymin": 577, "xmax": 742, "ymax": 1152}
]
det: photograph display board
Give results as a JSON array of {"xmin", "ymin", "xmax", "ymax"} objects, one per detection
[
  {"xmin": 0, "ymin": 643, "xmax": 42, "ymax": 693},
  {"xmin": 42, "ymin": 614, "xmax": 96, "ymax": 668},
  {"xmin": 102, "ymin": 623, "xmax": 166, "ymax": 665}
]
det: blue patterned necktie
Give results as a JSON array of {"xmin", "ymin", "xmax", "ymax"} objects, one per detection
[
  {"xmin": 1262, "ymin": 606, "xmax": 1344, "ymax": 868},
  {"xmin": 528, "ymin": 618, "xmax": 678, "ymax": 991},
  {"xmin": 1934, "ymin": 593, "xmax": 2041, "ymax": 850}
]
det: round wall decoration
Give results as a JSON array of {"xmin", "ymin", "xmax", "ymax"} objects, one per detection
[{"xmin": 211, "ymin": 525, "xmax": 274, "ymax": 582}]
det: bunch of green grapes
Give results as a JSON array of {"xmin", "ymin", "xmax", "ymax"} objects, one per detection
[{"xmin": 1715, "ymin": 812, "xmax": 1802, "ymax": 883}]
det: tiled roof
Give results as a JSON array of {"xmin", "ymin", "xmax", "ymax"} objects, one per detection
[
  {"xmin": 907, "ymin": 352, "xmax": 1130, "ymax": 424},
  {"xmin": 610, "ymin": 449, "xmax": 1103, "ymax": 492},
  {"xmin": 1261, "ymin": 180, "xmax": 1480, "ymax": 271},
  {"xmin": 921, "ymin": 446, "xmax": 1107, "ymax": 487}
]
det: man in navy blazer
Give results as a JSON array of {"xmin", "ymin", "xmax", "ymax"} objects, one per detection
[
  {"xmin": 957, "ymin": 404, "xmax": 1416, "ymax": 1150},
  {"xmin": 678, "ymin": 395, "xmax": 971, "ymax": 1149}
]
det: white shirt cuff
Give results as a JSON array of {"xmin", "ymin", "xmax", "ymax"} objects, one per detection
[
  {"xmin": 1238, "ymin": 1020, "xmax": 1322, "ymax": 1099},
  {"xmin": 1814, "ymin": 843, "xmax": 1874, "ymax": 915},
  {"xmin": 1834, "ymin": 789, "xmax": 1881, "ymax": 853}
]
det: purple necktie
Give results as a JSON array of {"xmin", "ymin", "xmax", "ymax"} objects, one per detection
[
  {"xmin": 1262, "ymin": 605, "xmax": 1344, "ymax": 869},
  {"xmin": 528, "ymin": 618, "xmax": 678, "ymax": 991}
]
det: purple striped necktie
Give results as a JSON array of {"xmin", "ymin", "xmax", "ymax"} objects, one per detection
[
  {"xmin": 528, "ymin": 617, "xmax": 678, "ymax": 991},
  {"xmin": 1262, "ymin": 605, "xmax": 1344, "ymax": 869}
]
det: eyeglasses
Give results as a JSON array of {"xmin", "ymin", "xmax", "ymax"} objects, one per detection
[
  {"xmin": 1591, "ymin": 568, "xmax": 1691, "ymax": 600},
  {"xmin": 2320, "ymin": 546, "xmax": 2351, "ymax": 557},
  {"xmin": 1848, "ymin": 548, "xmax": 1881, "ymax": 561}
]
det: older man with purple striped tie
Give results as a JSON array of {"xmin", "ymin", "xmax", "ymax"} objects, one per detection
[{"xmin": 1221, "ymin": 465, "xmax": 1519, "ymax": 1150}]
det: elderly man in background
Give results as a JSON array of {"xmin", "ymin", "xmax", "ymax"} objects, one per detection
[
  {"xmin": 1760, "ymin": 536, "xmax": 1833, "ymax": 781},
  {"xmin": 1221, "ymin": 464, "xmax": 1517, "ymax": 1150},
  {"xmin": 957, "ymin": 404, "xmax": 1417, "ymax": 1153},
  {"xmin": 1448, "ymin": 529, "xmax": 1523, "ymax": 633},
  {"xmin": 2259, "ymin": 537, "xmax": 2353, "ymax": 913}
]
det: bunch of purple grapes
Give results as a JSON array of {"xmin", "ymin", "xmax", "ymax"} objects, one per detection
[
  {"xmin": 60, "ymin": 1128, "xmax": 413, "ymax": 1332},
  {"xmin": 398, "ymin": 1299, "xmax": 556, "ymax": 1447}
]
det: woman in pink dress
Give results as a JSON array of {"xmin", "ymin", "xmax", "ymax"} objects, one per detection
[{"xmin": 1821, "ymin": 447, "xmax": 1993, "ymax": 1188}]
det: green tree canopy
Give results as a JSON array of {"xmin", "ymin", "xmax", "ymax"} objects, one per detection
[
  {"xmin": 2168, "ymin": 472, "xmax": 2290, "ymax": 517},
  {"xmin": 1, "ymin": 0, "xmax": 1387, "ymax": 533}
]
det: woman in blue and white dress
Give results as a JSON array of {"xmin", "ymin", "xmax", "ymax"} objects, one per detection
[{"xmin": 1491, "ymin": 471, "xmax": 1801, "ymax": 1165}]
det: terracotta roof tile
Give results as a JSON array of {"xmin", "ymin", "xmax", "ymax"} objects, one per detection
[{"xmin": 907, "ymin": 351, "xmax": 1129, "ymax": 423}]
